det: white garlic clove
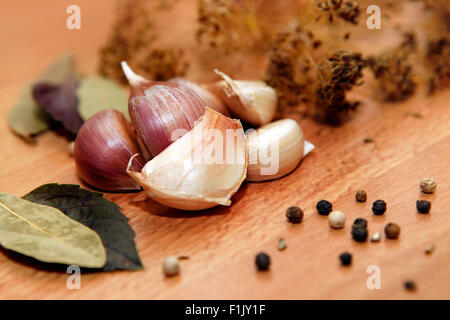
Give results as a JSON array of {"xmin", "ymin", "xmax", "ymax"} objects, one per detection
[
  {"xmin": 127, "ymin": 108, "xmax": 247, "ymax": 211},
  {"xmin": 246, "ymin": 119, "xmax": 305, "ymax": 182},
  {"xmin": 213, "ymin": 69, "xmax": 277, "ymax": 126}
]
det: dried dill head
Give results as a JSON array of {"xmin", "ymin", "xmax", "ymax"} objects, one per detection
[
  {"xmin": 138, "ymin": 49, "xmax": 188, "ymax": 81},
  {"xmin": 315, "ymin": 0, "xmax": 360, "ymax": 24},
  {"xmin": 264, "ymin": 29, "xmax": 317, "ymax": 112},
  {"xmin": 315, "ymin": 50, "xmax": 365, "ymax": 124},
  {"xmin": 426, "ymin": 37, "xmax": 450, "ymax": 93},
  {"xmin": 98, "ymin": 0, "xmax": 188, "ymax": 83}
]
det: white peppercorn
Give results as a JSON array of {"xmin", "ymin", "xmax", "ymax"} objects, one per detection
[
  {"xmin": 163, "ymin": 256, "xmax": 180, "ymax": 277},
  {"xmin": 371, "ymin": 232, "xmax": 381, "ymax": 242},
  {"xmin": 420, "ymin": 177, "xmax": 436, "ymax": 193},
  {"xmin": 328, "ymin": 211, "xmax": 345, "ymax": 229}
]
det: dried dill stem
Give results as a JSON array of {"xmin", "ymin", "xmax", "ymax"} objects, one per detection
[
  {"xmin": 264, "ymin": 30, "xmax": 317, "ymax": 113},
  {"xmin": 315, "ymin": 49, "xmax": 365, "ymax": 124}
]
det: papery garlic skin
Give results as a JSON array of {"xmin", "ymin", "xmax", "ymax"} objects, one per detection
[
  {"xmin": 214, "ymin": 69, "xmax": 277, "ymax": 126},
  {"xmin": 168, "ymin": 77, "xmax": 229, "ymax": 116},
  {"xmin": 246, "ymin": 119, "xmax": 304, "ymax": 182},
  {"xmin": 128, "ymin": 108, "xmax": 247, "ymax": 210},
  {"xmin": 122, "ymin": 61, "xmax": 206, "ymax": 158},
  {"xmin": 74, "ymin": 109, "xmax": 145, "ymax": 191}
]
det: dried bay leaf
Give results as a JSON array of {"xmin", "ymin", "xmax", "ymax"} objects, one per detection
[
  {"xmin": 8, "ymin": 54, "xmax": 78, "ymax": 140},
  {"xmin": 78, "ymin": 76, "xmax": 129, "ymax": 121},
  {"xmin": 23, "ymin": 184, "xmax": 143, "ymax": 271},
  {"xmin": 0, "ymin": 193, "xmax": 106, "ymax": 268},
  {"xmin": 33, "ymin": 74, "xmax": 83, "ymax": 134}
]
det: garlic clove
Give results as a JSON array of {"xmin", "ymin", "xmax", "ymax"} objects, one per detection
[
  {"xmin": 246, "ymin": 119, "xmax": 305, "ymax": 182},
  {"xmin": 121, "ymin": 61, "xmax": 206, "ymax": 159},
  {"xmin": 127, "ymin": 108, "xmax": 247, "ymax": 211},
  {"xmin": 213, "ymin": 69, "xmax": 277, "ymax": 126},
  {"xmin": 74, "ymin": 109, "xmax": 145, "ymax": 191},
  {"xmin": 168, "ymin": 77, "xmax": 230, "ymax": 116}
]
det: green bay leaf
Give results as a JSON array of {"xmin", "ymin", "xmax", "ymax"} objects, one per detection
[
  {"xmin": 23, "ymin": 184, "xmax": 143, "ymax": 271},
  {"xmin": 0, "ymin": 192, "xmax": 106, "ymax": 268},
  {"xmin": 8, "ymin": 54, "xmax": 78, "ymax": 140},
  {"xmin": 78, "ymin": 76, "xmax": 129, "ymax": 121}
]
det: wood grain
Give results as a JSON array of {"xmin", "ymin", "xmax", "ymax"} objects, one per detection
[{"xmin": 0, "ymin": 0, "xmax": 449, "ymax": 299}]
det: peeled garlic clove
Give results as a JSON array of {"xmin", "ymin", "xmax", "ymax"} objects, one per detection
[
  {"xmin": 74, "ymin": 109, "xmax": 145, "ymax": 191},
  {"xmin": 214, "ymin": 69, "xmax": 277, "ymax": 126},
  {"xmin": 168, "ymin": 77, "xmax": 229, "ymax": 116},
  {"xmin": 121, "ymin": 61, "xmax": 206, "ymax": 158},
  {"xmin": 127, "ymin": 108, "xmax": 247, "ymax": 210},
  {"xmin": 246, "ymin": 119, "xmax": 304, "ymax": 182}
]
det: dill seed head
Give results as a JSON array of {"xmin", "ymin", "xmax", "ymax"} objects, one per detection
[
  {"xmin": 372, "ymin": 200, "xmax": 387, "ymax": 215},
  {"xmin": 255, "ymin": 252, "xmax": 271, "ymax": 271},
  {"xmin": 339, "ymin": 252, "xmax": 352, "ymax": 266},
  {"xmin": 385, "ymin": 223, "xmax": 401, "ymax": 239},
  {"xmin": 351, "ymin": 226, "xmax": 368, "ymax": 242},
  {"xmin": 316, "ymin": 200, "xmax": 333, "ymax": 215},
  {"xmin": 420, "ymin": 177, "xmax": 437, "ymax": 194},
  {"xmin": 286, "ymin": 206, "xmax": 304, "ymax": 224},
  {"xmin": 416, "ymin": 200, "xmax": 431, "ymax": 214},
  {"xmin": 355, "ymin": 190, "xmax": 367, "ymax": 202}
]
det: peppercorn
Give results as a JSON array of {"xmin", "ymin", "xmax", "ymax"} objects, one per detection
[
  {"xmin": 278, "ymin": 238, "xmax": 287, "ymax": 251},
  {"xmin": 355, "ymin": 190, "xmax": 367, "ymax": 202},
  {"xmin": 162, "ymin": 256, "xmax": 180, "ymax": 277},
  {"xmin": 372, "ymin": 200, "xmax": 387, "ymax": 215},
  {"xmin": 371, "ymin": 232, "xmax": 381, "ymax": 242},
  {"xmin": 385, "ymin": 223, "xmax": 400, "ymax": 239},
  {"xmin": 425, "ymin": 244, "xmax": 435, "ymax": 254},
  {"xmin": 416, "ymin": 200, "xmax": 431, "ymax": 214},
  {"xmin": 328, "ymin": 211, "xmax": 345, "ymax": 229},
  {"xmin": 316, "ymin": 200, "xmax": 333, "ymax": 215},
  {"xmin": 352, "ymin": 218, "xmax": 367, "ymax": 229},
  {"xmin": 339, "ymin": 252, "xmax": 352, "ymax": 266},
  {"xmin": 352, "ymin": 226, "xmax": 368, "ymax": 242},
  {"xmin": 286, "ymin": 206, "xmax": 303, "ymax": 223},
  {"xmin": 404, "ymin": 281, "xmax": 416, "ymax": 291},
  {"xmin": 255, "ymin": 252, "xmax": 270, "ymax": 271},
  {"xmin": 420, "ymin": 177, "xmax": 436, "ymax": 193}
]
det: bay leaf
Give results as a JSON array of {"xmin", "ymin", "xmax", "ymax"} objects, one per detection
[
  {"xmin": 0, "ymin": 192, "xmax": 106, "ymax": 268},
  {"xmin": 33, "ymin": 74, "xmax": 83, "ymax": 134},
  {"xmin": 23, "ymin": 184, "xmax": 143, "ymax": 271},
  {"xmin": 77, "ymin": 76, "xmax": 129, "ymax": 121},
  {"xmin": 8, "ymin": 54, "xmax": 78, "ymax": 140}
]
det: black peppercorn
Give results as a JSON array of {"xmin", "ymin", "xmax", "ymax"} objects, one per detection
[
  {"xmin": 404, "ymin": 281, "xmax": 416, "ymax": 291},
  {"xmin": 339, "ymin": 252, "xmax": 352, "ymax": 266},
  {"xmin": 286, "ymin": 206, "xmax": 303, "ymax": 223},
  {"xmin": 255, "ymin": 252, "xmax": 270, "ymax": 271},
  {"xmin": 352, "ymin": 218, "xmax": 367, "ymax": 229},
  {"xmin": 416, "ymin": 200, "xmax": 431, "ymax": 214},
  {"xmin": 355, "ymin": 190, "xmax": 367, "ymax": 202},
  {"xmin": 352, "ymin": 226, "xmax": 368, "ymax": 242},
  {"xmin": 372, "ymin": 200, "xmax": 386, "ymax": 215},
  {"xmin": 316, "ymin": 200, "xmax": 332, "ymax": 215}
]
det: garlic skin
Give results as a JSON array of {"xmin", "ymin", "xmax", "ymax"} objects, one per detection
[
  {"xmin": 214, "ymin": 69, "xmax": 277, "ymax": 126},
  {"xmin": 121, "ymin": 61, "xmax": 206, "ymax": 159},
  {"xmin": 168, "ymin": 77, "xmax": 229, "ymax": 116},
  {"xmin": 74, "ymin": 109, "xmax": 145, "ymax": 191},
  {"xmin": 127, "ymin": 108, "xmax": 247, "ymax": 210},
  {"xmin": 246, "ymin": 119, "xmax": 304, "ymax": 182}
]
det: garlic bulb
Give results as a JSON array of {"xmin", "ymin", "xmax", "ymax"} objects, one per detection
[
  {"xmin": 168, "ymin": 77, "xmax": 229, "ymax": 116},
  {"xmin": 246, "ymin": 119, "xmax": 304, "ymax": 182},
  {"xmin": 121, "ymin": 61, "xmax": 207, "ymax": 159},
  {"xmin": 214, "ymin": 69, "xmax": 277, "ymax": 126},
  {"xmin": 74, "ymin": 109, "xmax": 145, "ymax": 191},
  {"xmin": 127, "ymin": 108, "xmax": 247, "ymax": 210}
]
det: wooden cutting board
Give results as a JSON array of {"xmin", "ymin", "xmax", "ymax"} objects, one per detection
[{"xmin": 0, "ymin": 0, "xmax": 449, "ymax": 299}]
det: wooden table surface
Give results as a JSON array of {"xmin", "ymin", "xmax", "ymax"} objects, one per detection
[{"xmin": 0, "ymin": 0, "xmax": 449, "ymax": 299}]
